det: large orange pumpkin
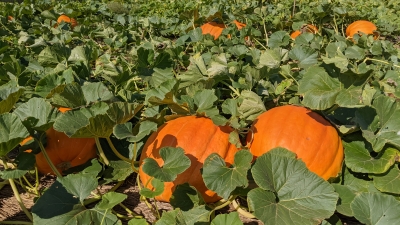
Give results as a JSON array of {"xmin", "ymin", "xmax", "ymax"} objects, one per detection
[
  {"xmin": 56, "ymin": 15, "xmax": 78, "ymax": 29},
  {"xmin": 290, "ymin": 24, "xmax": 318, "ymax": 39},
  {"xmin": 346, "ymin": 20, "xmax": 378, "ymax": 40},
  {"xmin": 138, "ymin": 116, "xmax": 239, "ymax": 203},
  {"xmin": 246, "ymin": 105, "xmax": 343, "ymax": 180},
  {"xmin": 22, "ymin": 107, "xmax": 97, "ymax": 175}
]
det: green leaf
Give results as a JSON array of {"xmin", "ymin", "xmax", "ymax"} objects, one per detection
[
  {"xmin": 81, "ymin": 82, "xmax": 114, "ymax": 104},
  {"xmin": 248, "ymin": 148, "xmax": 339, "ymax": 225},
  {"xmin": 268, "ymin": 31, "xmax": 290, "ymax": 48},
  {"xmin": 351, "ymin": 192, "xmax": 400, "ymax": 225},
  {"xmin": 369, "ymin": 95, "xmax": 400, "ymax": 151},
  {"xmin": 50, "ymin": 82, "xmax": 87, "ymax": 108},
  {"xmin": 139, "ymin": 178, "xmax": 164, "ymax": 198},
  {"xmin": 155, "ymin": 209, "xmax": 179, "ymax": 225},
  {"xmin": 0, "ymin": 83, "xmax": 24, "ymax": 114},
  {"xmin": 0, "ymin": 113, "xmax": 29, "ymax": 156},
  {"xmin": 194, "ymin": 89, "xmax": 218, "ymax": 112},
  {"xmin": 13, "ymin": 98, "xmax": 57, "ymax": 131},
  {"xmin": 104, "ymin": 160, "xmax": 134, "ymax": 182},
  {"xmin": 33, "ymin": 205, "xmax": 122, "ymax": 225},
  {"xmin": 298, "ymin": 66, "xmax": 340, "ymax": 110},
  {"xmin": 0, "ymin": 169, "xmax": 29, "ymax": 179},
  {"xmin": 332, "ymin": 184, "xmax": 356, "ymax": 217},
  {"xmin": 202, "ymin": 150, "xmax": 252, "ymax": 199},
  {"xmin": 68, "ymin": 46, "xmax": 88, "ymax": 62},
  {"xmin": 288, "ymin": 46, "xmax": 318, "ymax": 69},
  {"xmin": 170, "ymin": 183, "xmax": 205, "ymax": 211},
  {"xmin": 176, "ymin": 205, "xmax": 211, "ymax": 225},
  {"xmin": 113, "ymin": 121, "xmax": 158, "ymax": 142},
  {"xmin": 53, "ymin": 102, "xmax": 142, "ymax": 138},
  {"xmin": 372, "ymin": 165, "xmax": 400, "ymax": 194},
  {"xmin": 211, "ymin": 212, "xmax": 243, "ymax": 225},
  {"xmin": 96, "ymin": 192, "xmax": 127, "ymax": 210},
  {"xmin": 238, "ymin": 90, "xmax": 266, "ymax": 121},
  {"xmin": 345, "ymin": 46, "xmax": 365, "ymax": 60},
  {"xmin": 222, "ymin": 99, "xmax": 239, "ymax": 117},
  {"xmin": 344, "ymin": 141, "xmax": 397, "ymax": 174},
  {"xmin": 259, "ymin": 49, "xmax": 281, "ymax": 69},
  {"xmin": 142, "ymin": 147, "xmax": 191, "ymax": 182},
  {"xmin": 206, "ymin": 53, "xmax": 228, "ymax": 77},
  {"xmin": 31, "ymin": 180, "xmax": 79, "ymax": 219},
  {"xmin": 59, "ymin": 173, "xmax": 98, "ymax": 203},
  {"xmin": 128, "ymin": 218, "xmax": 148, "ymax": 225}
]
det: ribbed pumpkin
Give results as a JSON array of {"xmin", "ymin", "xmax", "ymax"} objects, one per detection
[
  {"xmin": 22, "ymin": 107, "xmax": 97, "ymax": 175},
  {"xmin": 246, "ymin": 105, "xmax": 343, "ymax": 180},
  {"xmin": 290, "ymin": 24, "xmax": 318, "ymax": 39},
  {"xmin": 346, "ymin": 20, "xmax": 378, "ymax": 40},
  {"xmin": 138, "ymin": 116, "xmax": 239, "ymax": 203},
  {"xmin": 56, "ymin": 15, "xmax": 78, "ymax": 29}
]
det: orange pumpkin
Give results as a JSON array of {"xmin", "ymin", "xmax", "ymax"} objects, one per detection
[
  {"xmin": 201, "ymin": 20, "xmax": 247, "ymax": 40},
  {"xmin": 290, "ymin": 24, "xmax": 318, "ymax": 39},
  {"xmin": 246, "ymin": 105, "xmax": 343, "ymax": 180},
  {"xmin": 22, "ymin": 107, "xmax": 97, "ymax": 175},
  {"xmin": 233, "ymin": 20, "xmax": 246, "ymax": 30},
  {"xmin": 138, "ymin": 116, "xmax": 239, "ymax": 203},
  {"xmin": 346, "ymin": 20, "xmax": 378, "ymax": 40},
  {"xmin": 7, "ymin": 16, "xmax": 13, "ymax": 21},
  {"xmin": 201, "ymin": 22, "xmax": 226, "ymax": 40},
  {"xmin": 56, "ymin": 15, "xmax": 78, "ymax": 29}
]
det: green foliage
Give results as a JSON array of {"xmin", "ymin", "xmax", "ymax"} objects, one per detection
[{"xmin": 1, "ymin": 0, "xmax": 400, "ymax": 224}]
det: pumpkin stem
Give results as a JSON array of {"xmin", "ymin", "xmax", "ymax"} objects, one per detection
[
  {"xmin": 1, "ymin": 158, "xmax": 34, "ymax": 222},
  {"xmin": 231, "ymin": 198, "xmax": 256, "ymax": 219},
  {"xmin": 106, "ymin": 137, "xmax": 131, "ymax": 163},
  {"xmin": 37, "ymin": 137, "xmax": 63, "ymax": 177},
  {"xmin": 95, "ymin": 137, "xmax": 110, "ymax": 166}
]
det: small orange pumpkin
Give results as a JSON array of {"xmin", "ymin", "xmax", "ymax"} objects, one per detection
[
  {"xmin": 200, "ymin": 22, "xmax": 226, "ymax": 40},
  {"xmin": 346, "ymin": 20, "xmax": 378, "ymax": 40},
  {"xmin": 290, "ymin": 24, "xmax": 318, "ymax": 39},
  {"xmin": 22, "ymin": 107, "xmax": 97, "ymax": 175},
  {"xmin": 7, "ymin": 16, "xmax": 14, "ymax": 21},
  {"xmin": 138, "ymin": 116, "xmax": 239, "ymax": 203},
  {"xmin": 56, "ymin": 15, "xmax": 78, "ymax": 29},
  {"xmin": 201, "ymin": 20, "xmax": 247, "ymax": 40},
  {"xmin": 246, "ymin": 105, "xmax": 344, "ymax": 180}
]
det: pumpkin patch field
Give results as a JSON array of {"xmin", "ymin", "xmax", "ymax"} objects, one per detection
[{"xmin": 1, "ymin": 0, "xmax": 400, "ymax": 224}]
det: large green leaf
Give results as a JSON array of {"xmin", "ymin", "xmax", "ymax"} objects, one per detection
[
  {"xmin": 248, "ymin": 148, "xmax": 339, "ymax": 225},
  {"xmin": 170, "ymin": 183, "xmax": 205, "ymax": 211},
  {"xmin": 0, "ymin": 82, "xmax": 24, "ymax": 114},
  {"xmin": 202, "ymin": 150, "xmax": 252, "ymax": 199},
  {"xmin": 53, "ymin": 102, "xmax": 142, "ymax": 138},
  {"xmin": 298, "ymin": 66, "xmax": 340, "ymax": 110},
  {"xmin": 31, "ymin": 180, "xmax": 80, "ymax": 219},
  {"xmin": 142, "ymin": 147, "xmax": 191, "ymax": 182},
  {"xmin": 96, "ymin": 192, "xmax": 127, "ymax": 210},
  {"xmin": 59, "ymin": 173, "xmax": 99, "ymax": 203},
  {"xmin": 372, "ymin": 165, "xmax": 400, "ymax": 194},
  {"xmin": 0, "ymin": 113, "xmax": 30, "ymax": 156},
  {"xmin": 288, "ymin": 46, "xmax": 318, "ymax": 69},
  {"xmin": 351, "ymin": 192, "xmax": 400, "ymax": 225},
  {"xmin": 13, "ymin": 97, "xmax": 57, "ymax": 131},
  {"xmin": 344, "ymin": 141, "xmax": 398, "ymax": 174},
  {"xmin": 33, "ymin": 205, "xmax": 122, "ymax": 225},
  {"xmin": 211, "ymin": 212, "xmax": 243, "ymax": 225}
]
